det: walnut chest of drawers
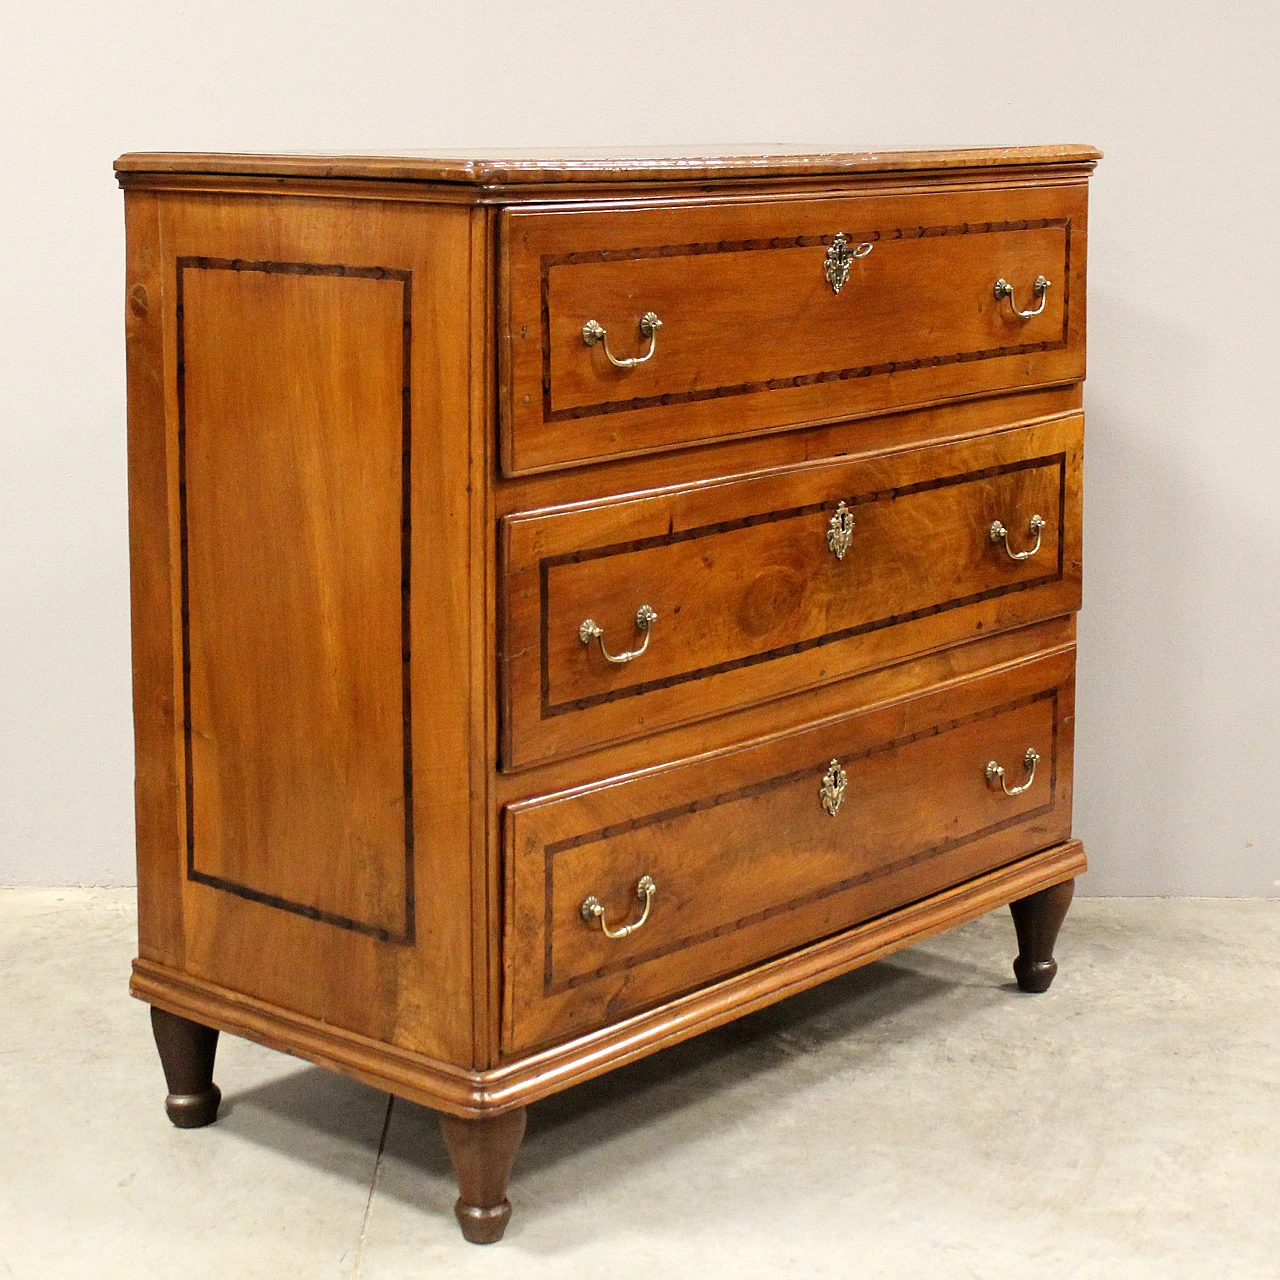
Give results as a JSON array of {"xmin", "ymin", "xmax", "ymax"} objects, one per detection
[{"xmin": 117, "ymin": 143, "xmax": 1099, "ymax": 1243}]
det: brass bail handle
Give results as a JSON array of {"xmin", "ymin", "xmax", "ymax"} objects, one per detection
[
  {"xmin": 581, "ymin": 876, "xmax": 657, "ymax": 939},
  {"xmin": 994, "ymin": 274, "xmax": 1051, "ymax": 318},
  {"xmin": 578, "ymin": 605, "xmax": 658, "ymax": 665},
  {"xmin": 582, "ymin": 312, "xmax": 663, "ymax": 368},
  {"xmin": 986, "ymin": 747, "xmax": 1040, "ymax": 797},
  {"xmin": 990, "ymin": 513, "xmax": 1047, "ymax": 561}
]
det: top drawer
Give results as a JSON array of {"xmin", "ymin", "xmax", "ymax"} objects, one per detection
[{"xmin": 499, "ymin": 182, "xmax": 1088, "ymax": 474}]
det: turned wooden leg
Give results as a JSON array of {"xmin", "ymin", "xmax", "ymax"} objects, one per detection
[
  {"xmin": 438, "ymin": 1107, "xmax": 527, "ymax": 1244},
  {"xmin": 1009, "ymin": 878, "xmax": 1075, "ymax": 993},
  {"xmin": 150, "ymin": 1006, "xmax": 221, "ymax": 1128}
]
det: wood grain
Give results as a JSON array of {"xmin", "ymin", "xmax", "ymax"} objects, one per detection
[
  {"xmin": 496, "ymin": 615, "xmax": 1078, "ymax": 809},
  {"xmin": 501, "ymin": 183, "xmax": 1088, "ymax": 472},
  {"xmin": 546, "ymin": 224, "xmax": 1068, "ymax": 415},
  {"xmin": 504, "ymin": 648, "xmax": 1074, "ymax": 1053},
  {"xmin": 131, "ymin": 837, "xmax": 1086, "ymax": 1116},
  {"xmin": 125, "ymin": 190, "xmax": 186, "ymax": 969},
  {"xmin": 495, "ymin": 389, "xmax": 1084, "ymax": 516},
  {"xmin": 129, "ymin": 192, "xmax": 480, "ymax": 1062},
  {"xmin": 502, "ymin": 414, "xmax": 1083, "ymax": 769},
  {"xmin": 179, "ymin": 258, "xmax": 411, "ymax": 937},
  {"xmin": 114, "ymin": 143, "xmax": 1102, "ymax": 186},
  {"xmin": 122, "ymin": 147, "xmax": 1096, "ymax": 1201},
  {"xmin": 438, "ymin": 1108, "xmax": 527, "ymax": 1243}
]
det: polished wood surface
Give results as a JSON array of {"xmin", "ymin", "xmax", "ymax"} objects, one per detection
[
  {"xmin": 132, "ymin": 839, "xmax": 1085, "ymax": 1117},
  {"xmin": 505, "ymin": 650, "xmax": 1073, "ymax": 1052},
  {"xmin": 126, "ymin": 191, "xmax": 186, "ymax": 970},
  {"xmin": 439, "ymin": 1108, "xmax": 528, "ymax": 1244},
  {"xmin": 1009, "ymin": 878, "xmax": 1076, "ymax": 992},
  {"xmin": 502, "ymin": 414, "xmax": 1082, "ymax": 768},
  {"xmin": 124, "ymin": 192, "xmax": 483, "ymax": 1061},
  {"xmin": 120, "ymin": 145, "xmax": 1095, "ymax": 1242},
  {"xmin": 545, "ymin": 215, "xmax": 1067, "ymax": 414},
  {"xmin": 500, "ymin": 183, "xmax": 1087, "ymax": 472},
  {"xmin": 496, "ymin": 386, "xmax": 1083, "ymax": 517},
  {"xmin": 115, "ymin": 143, "xmax": 1102, "ymax": 186},
  {"xmin": 150, "ymin": 1007, "xmax": 221, "ymax": 1128},
  {"xmin": 497, "ymin": 616, "xmax": 1078, "ymax": 808},
  {"xmin": 181, "ymin": 259, "xmax": 410, "ymax": 933}
]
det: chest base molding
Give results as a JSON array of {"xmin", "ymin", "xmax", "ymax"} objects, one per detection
[{"xmin": 132, "ymin": 837, "xmax": 1084, "ymax": 1119}]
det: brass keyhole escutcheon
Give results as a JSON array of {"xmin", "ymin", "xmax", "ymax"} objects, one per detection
[{"xmin": 820, "ymin": 759, "xmax": 848, "ymax": 817}]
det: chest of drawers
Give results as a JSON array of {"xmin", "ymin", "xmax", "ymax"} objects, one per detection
[{"xmin": 117, "ymin": 143, "xmax": 1098, "ymax": 1243}]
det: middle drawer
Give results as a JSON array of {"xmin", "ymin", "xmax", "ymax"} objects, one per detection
[{"xmin": 500, "ymin": 413, "xmax": 1082, "ymax": 770}]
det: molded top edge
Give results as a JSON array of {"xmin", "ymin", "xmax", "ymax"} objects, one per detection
[{"xmin": 114, "ymin": 143, "xmax": 1103, "ymax": 186}]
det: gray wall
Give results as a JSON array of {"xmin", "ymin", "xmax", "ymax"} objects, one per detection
[{"xmin": 1, "ymin": 1, "xmax": 1276, "ymax": 893}]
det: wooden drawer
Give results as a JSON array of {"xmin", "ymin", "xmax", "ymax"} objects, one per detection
[
  {"xmin": 504, "ymin": 647, "xmax": 1075, "ymax": 1054},
  {"xmin": 501, "ymin": 413, "xmax": 1082, "ymax": 770},
  {"xmin": 499, "ymin": 182, "xmax": 1087, "ymax": 474}
]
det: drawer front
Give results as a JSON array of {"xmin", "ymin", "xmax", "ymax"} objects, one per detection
[
  {"xmin": 501, "ymin": 414, "xmax": 1082, "ymax": 770},
  {"xmin": 504, "ymin": 649, "xmax": 1075, "ymax": 1054},
  {"xmin": 500, "ymin": 183, "xmax": 1087, "ymax": 473}
]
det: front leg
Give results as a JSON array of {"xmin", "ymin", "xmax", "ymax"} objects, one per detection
[
  {"xmin": 1009, "ymin": 878, "xmax": 1075, "ymax": 993},
  {"xmin": 438, "ymin": 1107, "xmax": 527, "ymax": 1244},
  {"xmin": 150, "ymin": 1006, "xmax": 222, "ymax": 1128}
]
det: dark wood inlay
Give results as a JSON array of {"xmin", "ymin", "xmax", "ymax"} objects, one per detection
[
  {"xmin": 539, "ymin": 455, "xmax": 1067, "ymax": 717},
  {"xmin": 539, "ymin": 219, "xmax": 1072, "ymax": 422},
  {"xmin": 176, "ymin": 256, "xmax": 415, "ymax": 943},
  {"xmin": 542, "ymin": 688, "xmax": 1061, "ymax": 993}
]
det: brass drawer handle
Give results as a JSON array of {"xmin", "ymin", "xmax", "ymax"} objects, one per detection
[
  {"xmin": 582, "ymin": 312, "xmax": 662, "ymax": 368},
  {"xmin": 827, "ymin": 501, "xmax": 855, "ymax": 559},
  {"xmin": 986, "ymin": 747, "xmax": 1040, "ymax": 796},
  {"xmin": 578, "ymin": 605, "xmax": 657, "ymax": 665},
  {"xmin": 581, "ymin": 875, "xmax": 656, "ymax": 939},
  {"xmin": 990, "ymin": 514, "xmax": 1046, "ymax": 561},
  {"xmin": 819, "ymin": 759, "xmax": 848, "ymax": 816},
  {"xmin": 824, "ymin": 234, "xmax": 874, "ymax": 294},
  {"xmin": 994, "ymin": 274, "xmax": 1050, "ymax": 318}
]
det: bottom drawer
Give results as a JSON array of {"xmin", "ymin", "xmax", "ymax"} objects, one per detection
[{"xmin": 503, "ymin": 648, "xmax": 1075, "ymax": 1054}]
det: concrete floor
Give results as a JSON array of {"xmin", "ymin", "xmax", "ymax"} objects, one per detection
[{"xmin": 1, "ymin": 890, "xmax": 1276, "ymax": 1278}]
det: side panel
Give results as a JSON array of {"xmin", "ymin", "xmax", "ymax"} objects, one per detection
[
  {"xmin": 181, "ymin": 261, "xmax": 410, "ymax": 936},
  {"xmin": 126, "ymin": 191, "xmax": 185, "ymax": 968},
  {"xmin": 126, "ymin": 191, "xmax": 480, "ymax": 1063}
]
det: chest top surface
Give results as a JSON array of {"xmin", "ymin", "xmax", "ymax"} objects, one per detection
[{"xmin": 114, "ymin": 143, "xmax": 1102, "ymax": 190}]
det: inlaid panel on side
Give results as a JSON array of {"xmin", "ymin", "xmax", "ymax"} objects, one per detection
[
  {"xmin": 127, "ymin": 194, "xmax": 480, "ymax": 1062},
  {"xmin": 180, "ymin": 259, "xmax": 412, "ymax": 940}
]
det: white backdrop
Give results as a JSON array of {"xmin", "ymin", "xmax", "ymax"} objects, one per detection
[{"xmin": 1, "ymin": 0, "xmax": 1276, "ymax": 893}]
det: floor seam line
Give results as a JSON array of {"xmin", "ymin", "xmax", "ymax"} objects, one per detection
[{"xmin": 352, "ymin": 1094, "xmax": 395, "ymax": 1279}]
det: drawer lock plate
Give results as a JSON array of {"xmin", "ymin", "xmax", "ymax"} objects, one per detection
[
  {"xmin": 824, "ymin": 234, "xmax": 874, "ymax": 294},
  {"xmin": 819, "ymin": 759, "xmax": 849, "ymax": 817}
]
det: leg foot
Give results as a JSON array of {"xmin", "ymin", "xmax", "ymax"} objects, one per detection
[
  {"xmin": 438, "ymin": 1108, "xmax": 527, "ymax": 1244},
  {"xmin": 150, "ymin": 1006, "xmax": 221, "ymax": 1128},
  {"xmin": 1009, "ymin": 878, "xmax": 1075, "ymax": 993}
]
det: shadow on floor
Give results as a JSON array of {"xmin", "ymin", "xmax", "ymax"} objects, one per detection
[{"xmin": 210, "ymin": 938, "xmax": 1013, "ymax": 1208}]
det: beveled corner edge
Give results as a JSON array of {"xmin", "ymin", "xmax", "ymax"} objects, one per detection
[{"xmin": 131, "ymin": 838, "xmax": 1085, "ymax": 1119}]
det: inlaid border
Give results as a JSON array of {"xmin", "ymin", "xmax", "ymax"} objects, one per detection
[
  {"xmin": 541, "ymin": 687, "xmax": 1061, "ymax": 994},
  {"xmin": 539, "ymin": 454, "xmax": 1067, "ymax": 717},
  {"xmin": 175, "ymin": 256, "xmax": 415, "ymax": 944},
  {"xmin": 540, "ymin": 219, "xmax": 1072, "ymax": 422}
]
